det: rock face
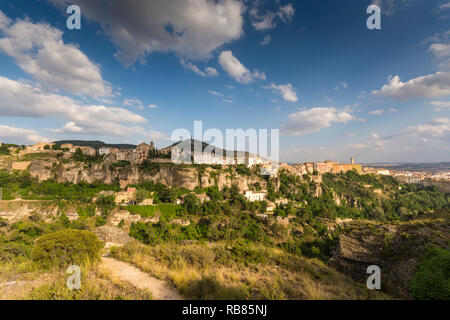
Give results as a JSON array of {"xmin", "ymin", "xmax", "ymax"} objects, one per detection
[
  {"xmin": 94, "ymin": 225, "xmax": 133, "ymax": 248},
  {"xmin": 0, "ymin": 200, "xmax": 58, "ymax": 223},
  {"xmin": 28, "ymin": 161, "xmax": 267, "ymax": 192},
  {"xmin": 329, "ymin": 217, "xmax": 449, "ymax": 298}
]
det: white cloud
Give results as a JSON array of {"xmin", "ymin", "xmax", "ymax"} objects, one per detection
[
  {"xmin": 222, "ymin": 98, "xmax": 234, "ymax": 104},
  {"xmin": 260, "ymin": 35, "xmax": 272, "ymax": 46},
  {"xmin": 208, "ymin": 89, "xmax": 224, "ymax": 97},
  {"xmin": 263, "ymin": 83, "xmax": 298, "ymax": 102},
  {"xmin": 218, "ymin": 50, "xmax": 266, "ymax": 83},
  {"xmin": 373, "ymin": 36, "xmax": 450, "ymax": 100},
  {"xmin": 372, "ymin": 72, "xmax": 450, "ymax": 100},
  {"xmin": 0, "ymin": 10, "xmax": 111, "ymax": 99},
  {"xmin": 437, "ymin": 2, "xmax": 450, "ymax": 11},
  {"xmin": 370, "ymin": 0, "xmax": 412, "ymax": 16},
  {"xmin": 278, "ymin": 4, "xmax": 295, "ymax": 22},
  {"xmin": 367, "ymin": 108, "xmax": 397, "ymax": 115},
  {"xmin": 334, "ymin": 81, "xmax": 348, "ymax": 90},
  {"xmin": 49, "ymin": 0, "xmax": 244, "ymax": 65},
  {"xmin": 430, "ymin": 100, "xmax": 450, "ymax": 111},
  {"xmin": 250, "ymin": 3, "xmax": 295, "ymax": 31},
  {"xmin": 123, "ymin": 98, "xmax": 158, "ymax": 110},
  {"xmin": 0, "ymin": 76, "xmax": 147, "ymax": 137},
  {"xmin": 407, "ymin": 117, "xmax": 450, "ymax": 137},
  {"xmin": 205, "ymin": 67, "xmax": 219, "ymax": 77},
  {"xmin": 0, "ymin": 125, "xmax": 49, "ymax": 145},
  {"xmin": 281, "ymin": 107, "xmax": 353, "ymax": 135},
  {"xmin": 368, "ymin": 109, "xmax": 384, "ymax": 115},
  {"xmin": 147, "ymin": 130, "xmax": 169, "ymax": 141},
  {"xmin": 181, "ymin": 60, "xmax": 219, "ymax": 77}
]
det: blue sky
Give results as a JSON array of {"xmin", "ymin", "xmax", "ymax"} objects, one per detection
[{"xmin": 0, "ymin": 0, "xmax": 449, "ymax": 163}]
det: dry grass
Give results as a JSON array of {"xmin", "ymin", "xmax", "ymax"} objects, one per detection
[
  {"xmin": 24, "ymin": 265, "xmax": 152, "ymax": 300},
  {"xmin": 110, "ymin": 241, "xmax": 390, "ymax": 300}
]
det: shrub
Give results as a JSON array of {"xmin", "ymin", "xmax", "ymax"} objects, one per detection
[
  {"xmin": 409, "ymin": 246, "xmax": 450, "ymax": 300},
  {"xmin": 0, "ymin": 242, "xmax": 30, "ymax": 262},
  {"xmin": 182, "ymin": 275, "xmax": 249, "ymax": 300},
  {"xmin": 31, "ymin": 229, "xmax": 103, "ymax": 269}
]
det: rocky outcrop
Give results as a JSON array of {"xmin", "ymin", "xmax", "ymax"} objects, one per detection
[
  {"xmin": 94, "ymin": 225, "xmax": 133, "ymax": 248},
  {"xmin": 329, "ymin": 216, "xmax": 450, "ymax": 298},
  {"xmin": 28, "ymin": 160, "xmax": 267, "ymax": 192},
  {"xmin": 28, "ymin": 161, "xmax": 54, "ymax": 181},
  {"xmin": 0, "ymin": 200, "xmax": 58, "ymax": 223}
]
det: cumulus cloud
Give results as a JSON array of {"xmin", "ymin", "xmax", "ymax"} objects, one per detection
[
  {"xmin": 281, "ymin": 107, "xmax": 353, "ymax": 136},
  {"xmin": 263, "ymin": 83, "xmax": 298, "ymax": 102},
  {"xmin": 49, "ymin": 0, "xmax": 244, "ymax": 65},
  {"xmin": 0, "ymin": 10, "xmax": 111, "ymax": 98},
  {"xmin": 373, "ymin": 35, "xmax": 450, "ymax": 100},
  {"xmin": 0, "ymin": 125, "xmax": 49, "ymax": 145},
  {"xmin": 250, "ymin": 3, "xmax": 295, "ymax": 31},
  {"xmin": 123, "ymin": 98, "xmax": 158, "ymax": 110},
  {"xmin": 407, "ymin": 117, "xmax": 450, "ymax": 137},
  {"xmin": 0, "ymin": 76, "xmax": 147, "ymax": 137},
  {"xmin": 218, "ymin": 51, "xmax": 266, "ymax": 83},
  {"xmin": 372, "ymin": 72, "xmax": 450, "ymax": 100}
]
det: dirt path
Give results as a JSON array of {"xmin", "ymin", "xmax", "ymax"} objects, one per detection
[{"xmin": 100, "ymin": 256, "xmax": 183, "ymax": 300}]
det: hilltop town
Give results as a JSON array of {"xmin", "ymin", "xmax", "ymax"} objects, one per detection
[{"xmin": 2, "ymin": 140, "xmax": 449, "ymax": 197}]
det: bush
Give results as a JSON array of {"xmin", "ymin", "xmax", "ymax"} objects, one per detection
[
  {"xmin": 409, "ymin": 246, "xmax": 450, "ymax": 300},
  {"xmin": 182, "ymin": 275, "xmax": 248, "ymax": 300},
  {"xmin": 31, "ymin": 229, "xmax": 103, "ymax": 269},
  {"xmin": 0, "ymin": 242, "xmax": 30, "ymax": 262}
]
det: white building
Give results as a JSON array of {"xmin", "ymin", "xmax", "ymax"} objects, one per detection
[
  {"xmin": 99, "ymin": 147, "xmax": 110, "ymax": 156},
  {"xmin": 244, "ymin": 190, "xmax": 266, "ymax": 202}
]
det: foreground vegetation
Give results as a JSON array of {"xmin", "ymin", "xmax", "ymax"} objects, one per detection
[{"xmin": 0, "ymin": 166, "xmax": 448, "ymax": 300}]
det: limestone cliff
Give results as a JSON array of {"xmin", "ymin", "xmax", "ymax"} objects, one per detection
[
  {"xmin": 329, "ymin": 214, "xmax": 449, "ymax": 298},
  {"xmin": 28, "ymin": 160, "xmax": 267, "ymax": 191}
]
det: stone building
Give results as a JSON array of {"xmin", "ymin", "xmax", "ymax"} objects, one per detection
[
  {"xmin": 136, "ymin": 142, "xmax": 150, "ymax": 162},
  {"xmin": 79, "ymin": 146, "xmax": 96, "ymax": 156},
  {"xmin": 27, "ymin": 142, "xmax": 54, "ymax": 152},
  {"xmin": 244, "ymin": 190, "xmax": 266, "ymax": 202}
]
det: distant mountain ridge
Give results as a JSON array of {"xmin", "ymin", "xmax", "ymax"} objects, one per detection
[{"xmin": 53, "ymin": 140, "xmax": 137, "ymax": 150}]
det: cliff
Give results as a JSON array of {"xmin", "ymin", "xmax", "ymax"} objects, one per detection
[
  {"xmin": 329, "ymin": 213, "xmax": 449, "ymax": 298},
  {"xmin": 28, "ymin": 160, "xmax": 267, "ymax": 192}
]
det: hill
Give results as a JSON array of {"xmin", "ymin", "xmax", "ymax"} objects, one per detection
[
  {"xmin": 53, "ymin": 140, "xmax": 136, "ymax": 150},
  {"xmin": 163, "ymin": 139, "xmax": 250, "ymax": 157}
]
